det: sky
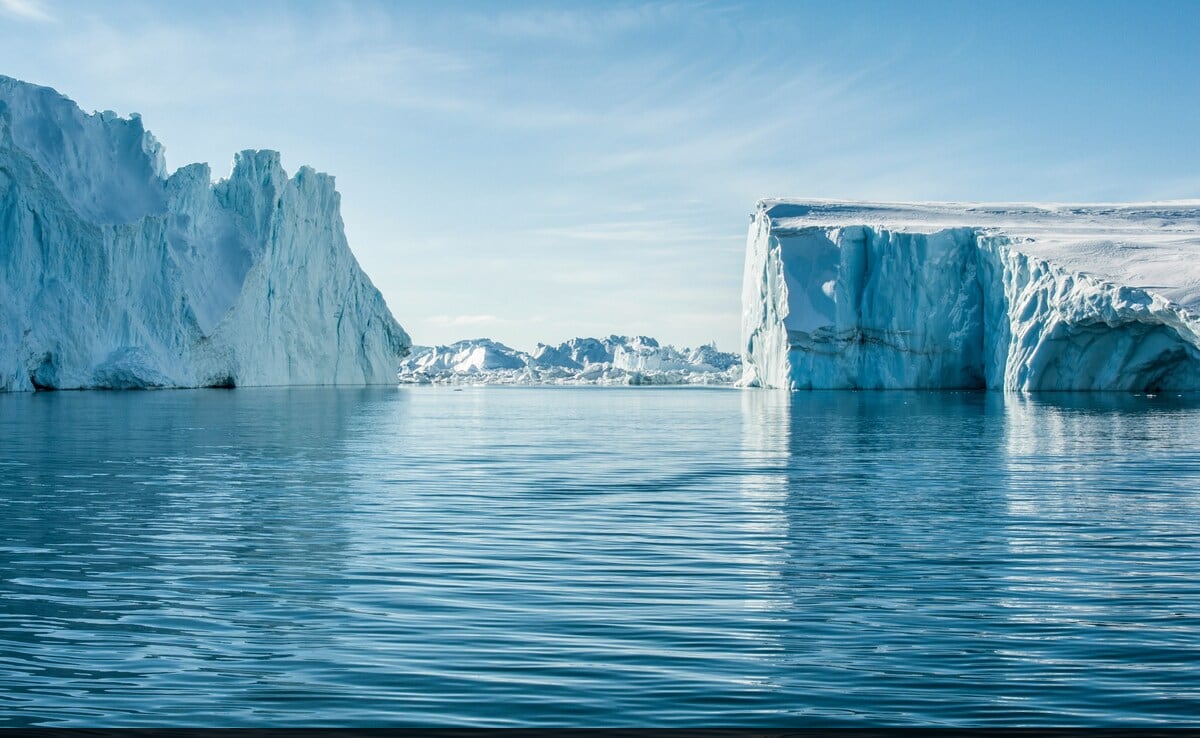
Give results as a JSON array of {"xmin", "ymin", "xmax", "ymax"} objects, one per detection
[{"xmin": 1, "ymin": 0, "xmax": 1198, "ymax": 351}]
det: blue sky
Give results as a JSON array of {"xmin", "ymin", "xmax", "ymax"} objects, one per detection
[{"xmin": 2, "ymin": 0, "xmax": 1197, "ymax": 351}]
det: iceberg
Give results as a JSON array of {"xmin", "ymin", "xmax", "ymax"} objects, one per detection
[
  {"xmin": 742, "ymin": 200, "xmax": 1200, "ymax": 391},
  {"xmin": 0, "ymin": 76, "xmax": 409, "ymax": 391},
  {"xmin": 398, "ymin": 336, "xmax": 741, "ymax": 385}
]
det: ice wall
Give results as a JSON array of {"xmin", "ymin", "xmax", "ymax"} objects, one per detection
[
  {"xmin": 0, "ymin": 77, "xmax": 409, "ymax": 391},
  {"xmin": 742, "ymin": 200, "xmax": 1200, "ymax": 391}
]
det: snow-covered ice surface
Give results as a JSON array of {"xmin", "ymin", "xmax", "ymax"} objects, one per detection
[
  {"xmin": 743, "ymin": 199, "xmax": 1200, "ymax": 391},
  {"xmin": 0, "ymin": 76, "xmax": 409, "ymax": 391},
  {"xmin": 398, "ymin": 336, "xmax": 741, "ymax": 385}
]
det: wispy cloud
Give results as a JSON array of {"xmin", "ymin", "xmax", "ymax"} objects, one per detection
[
  {"xmin": 26, "ymin": 5, "xmax": 474, "ymax": 118},
  {"xmin": 0, "ymin": 0, "xmax": 54, "ymax": 22},
  {"xmin": 474, "ymin": 2, "xmax": 697, "ymax": 43}
]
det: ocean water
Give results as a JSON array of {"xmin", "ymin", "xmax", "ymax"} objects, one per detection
[{"xmin": 1, "ymin": 386, "xmax": 1199, "ymax": 727}]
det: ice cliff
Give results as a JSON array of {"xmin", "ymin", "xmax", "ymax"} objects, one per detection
[
  {"xmin": 0, "ymin": 76, "xmax": 409, "ymax": 391},
  {"xmin": 398, "ymin": 336, "xmax": 740, "ymax": 385},
  {"xmin": 742, "ymin": 200, "xmax": 1200, "ymax": 391}
]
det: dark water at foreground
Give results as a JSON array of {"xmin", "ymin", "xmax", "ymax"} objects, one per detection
[{"xmin": 1, "ymin": 386, "xmax": 1199, "ymax": 727}]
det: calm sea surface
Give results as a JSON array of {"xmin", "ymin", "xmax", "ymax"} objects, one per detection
[{"xmin": 1, "ymin": 386, "xmax": 1199, "ymax": 727}]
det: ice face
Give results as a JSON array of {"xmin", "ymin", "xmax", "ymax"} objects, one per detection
[
  {"xmin": 741, "ymin": 200, "xmax": 1200, "ymax": 391},
  {"xmin": 0, "ymin": 77, "xmax": 409, "ymax": 392}
]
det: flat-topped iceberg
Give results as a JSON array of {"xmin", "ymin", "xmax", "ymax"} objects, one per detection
[
  {"xmin": 398, "ymin": 336, "xmax": 740, "ymax": 385},
  {"xmin": 0, "ymin": 76, "xmax": 409, "ymax": 391},
  {"xmin": 742, "ymin": 200, "xmax": 1200, "ymax": 391}
]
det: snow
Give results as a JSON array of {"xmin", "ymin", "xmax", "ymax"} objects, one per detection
[
  {"xmin": 398, "ymin": 336, "xmax": 741, "ymax": 386},
  {"xmin": 743, "ymin": 199, "xmax": 1200, "ymax": 391},
  {"xmin": 0, "ymin": 76, "xmax": 409, "ymax": 392}
]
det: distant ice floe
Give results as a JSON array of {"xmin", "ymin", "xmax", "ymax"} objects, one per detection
[{"xmin": 398, "ymin": 336, "xmax": 741, "ymax": 386}]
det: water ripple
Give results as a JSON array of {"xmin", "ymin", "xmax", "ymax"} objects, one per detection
[{"xmin": 0, "ymin": 387, "xmax": 1199, "ymax": 726}]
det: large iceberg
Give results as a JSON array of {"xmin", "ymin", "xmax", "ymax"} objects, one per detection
[
  {"xmin": 398, "ymin": 336, "xmax": 741, "ymax": 385},
  {"xmin": 0, "ymin": 76, "xmax": 409, "ymax": 391},
  {"xmin": 742, "ymin": 200, "xmax": 1200, "ymax": 391}
]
